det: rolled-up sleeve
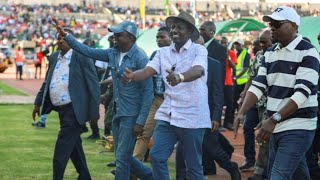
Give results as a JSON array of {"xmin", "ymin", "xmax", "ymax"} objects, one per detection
[
  {"xmin": 147, "ymin": 50, "xmax": 161, "ymax": 74},
  {"xmin": 291, "ymin": 48, "xmax": 320, "ymax": 107},
  {"xmin": 192, "ymin": 45, "xmax": 208, "ymax": 69}
]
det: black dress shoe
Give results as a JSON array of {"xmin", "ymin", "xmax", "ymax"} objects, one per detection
[
  {"xmin": 223, "ymin": 123, "xmax": 234, "ymax": 131},
  {"xmin": 32, "ymin": 121, "xmax": 46, "ymax": 128},
  {"xmin": 106, "ymin": 161, "xmax": 116, "ymax": 167},
  {"xmin": 86, "ymin": 134, "xmax": 100, "ymax": 139},
  {"xmin": 239, "ymin": 160, "xmax": 255, "ymax": 171},
  {"xmin": 230, "ymin": 162, "xmax": 241, "ymax": 180},
  {"xmin": 111, "ymin": 169, "xmax": 116, "ymax": 175},
  {"xmin": 248, "ymin": 174, "xmax": 264, "ymax": 180},
  {"xmin": 81, "ymin": 125, "xmax": 89, "ymax": 134}
]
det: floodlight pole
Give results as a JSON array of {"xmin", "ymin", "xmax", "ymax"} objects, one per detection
[
  {"xmin": 228, "ymin": 22, "xmax": 248, "ymax": 49},
  {"xmin": 140, "ymin": 0, "xmax": 146, "ymax": 29}
]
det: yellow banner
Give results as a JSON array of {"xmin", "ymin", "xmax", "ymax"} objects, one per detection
[{"xmin": 140, "ymin": 0, "xmax": 145, "ymax": 19}]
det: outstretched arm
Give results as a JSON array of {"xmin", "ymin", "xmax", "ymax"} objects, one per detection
[{"xmin": 52, "ymin": 17, "xmax": 110, "ymax": 61}]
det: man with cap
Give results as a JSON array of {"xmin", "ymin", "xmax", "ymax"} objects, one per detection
[
  {"xmin": 122, "ymin": 11, "xmax": 210, "ymax": 180},
  {"xmin": 234, "ymin": 6, "xmax": 320, "ymax": 179},
  {"xmin": 229, "ymin": 38, "xmax": 251, "ymax": 131},
  {"xmin": 52, "ymin": 18, "xmax": 153, "ymax": 180}
]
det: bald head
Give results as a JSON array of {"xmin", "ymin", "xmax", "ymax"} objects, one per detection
[
  {"xmin": 199, "ymin": 21, "xmax": 216, "ymax": 43},
  {"xmin": 259, "ymin": 29, "xmax": 272, "ymax": 52},
  {"xmin": 252, "ymin": 38, "xmax": 262, "ymax": 55},
  {"xmin": 194, "ymin": 36, "xmax": 205, "ymax": 45}
]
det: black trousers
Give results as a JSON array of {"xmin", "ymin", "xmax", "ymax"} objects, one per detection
[
  {"xmin": 223, "ymin": 85, "xmax": 234, "ymax": 125},
  {"xmin": 53, "ymin": 104, "xmax": 91, "ymax": 180},
  {"xmin": 203, "ymin": 130, "xmax": 235, "ymax": 174},
  {"xmin": 225, "ymin": 83, "xmax": 245, "ymax": 125}
]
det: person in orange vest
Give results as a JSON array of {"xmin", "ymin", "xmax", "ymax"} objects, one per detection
[{"xmin": 15, "ymin": 46, "xmax": 24, "ymax": 80}]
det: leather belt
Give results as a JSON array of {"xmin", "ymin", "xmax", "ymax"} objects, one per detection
[{"xmin": 54, "ymin": 103, "xmax": 72, "ymax": 110}]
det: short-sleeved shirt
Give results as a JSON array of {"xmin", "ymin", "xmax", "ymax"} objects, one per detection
[
  {"xmin": 224, "ymin": 50, "xmax": 237, "ymax": 86},
  {"xmin": 147, "ymin": 40, "xmax": 211, "ymax": 129}
]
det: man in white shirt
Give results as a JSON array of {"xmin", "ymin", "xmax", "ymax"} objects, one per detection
[{"xmin": 122, "ymin": 11, "xmax": 211, "ymax": 180}]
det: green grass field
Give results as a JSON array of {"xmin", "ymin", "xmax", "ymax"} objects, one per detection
[
  {"xmin": 0, "ymin": 105, "xmax": 176, "ymax": 180},
  {"xmin": 0, "ymin": 81, "xmax": 27, "ymax": 96}
]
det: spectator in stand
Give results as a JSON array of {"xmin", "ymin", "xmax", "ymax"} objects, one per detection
[{"xmin": 15, "ymin": 46, "xmax": 24, "ymax": 80}]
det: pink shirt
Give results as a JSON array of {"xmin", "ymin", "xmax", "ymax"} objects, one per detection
[{"xmin": 147, "ymin": 40, "xmax": 211, "ymax": 129}]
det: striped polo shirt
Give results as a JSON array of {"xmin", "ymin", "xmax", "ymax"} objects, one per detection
[{"xmin": 248, "ymin": 35, "xmax": 320, "ymax": 133}]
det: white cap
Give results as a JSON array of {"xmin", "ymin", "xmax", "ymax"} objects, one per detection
[
  {"xmin": 263, "ymin": 6, "xmax": 300, "ymax": 26},
  {"xmin": 234, "ymin": 39, "xmax": 244, "ymax": 45}
]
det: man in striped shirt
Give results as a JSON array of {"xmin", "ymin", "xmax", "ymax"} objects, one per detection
[{"xmin": 234, "ymin": 6, "xmax": 320, "ymax": 179}]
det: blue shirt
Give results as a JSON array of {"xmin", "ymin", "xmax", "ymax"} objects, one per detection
[{"xmin": 64, "ymin": 35, "xmax": 153, "ymax": 125}]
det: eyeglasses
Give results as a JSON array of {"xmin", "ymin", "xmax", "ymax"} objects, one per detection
[{"xmin": 268, "ymin": 20, "xmax": 290, "ymax": 29}]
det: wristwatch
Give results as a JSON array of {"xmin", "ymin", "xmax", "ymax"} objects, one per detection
[{"xmin": 271, "ymin": 112, "xmax": 282, "ymax": 123}]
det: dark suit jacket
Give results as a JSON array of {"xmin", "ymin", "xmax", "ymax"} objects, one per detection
[
  {"xmin": 207, "ymin": 57, "xmax": 223, "ymax": 124},
  {"xmin": 34, "ymin": 51, "xmax": 100, "ymax": 125},
  {"xmin": 207, "ymin": 39, "xmax": 228, "ymax": 87}
]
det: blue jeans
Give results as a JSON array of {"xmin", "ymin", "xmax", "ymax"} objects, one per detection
[
  {"xmin": 268, "ymin": 130, "xmax": 315, "ymax": 180},
  {"xmin": 243, "ymin": 107, "xmax": 259, "ymax": 163},
  {"xmin": 176, "ymin": 130, "xmax": 234, "ymax": 179},
  {"xmin": 112, "ymin": 116, "xmax": 152, "ymax": 180},
  {"xmin": 149, "ymin": 120, "xmax": 205, "ymax": 180}
]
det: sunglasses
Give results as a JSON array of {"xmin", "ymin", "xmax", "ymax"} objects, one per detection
[
  {"xmin": 114, "ymin": 33, "xmax": 124, "ymax": 37},
  {"xmin": 268, "ymin": 20, "xmax": 290, "ymax": 29}
]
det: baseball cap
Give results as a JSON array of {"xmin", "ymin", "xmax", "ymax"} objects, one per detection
[
  {"xmin": 108, "ymin": 21, "xmax": 138, "ymax": 38},
  {"xmin": 263, "ymin": 6, "xmax": 300, "ymax": 26},
  {"xmin": 234, "ymin": 39, "xmax": 244, "ymax": 45}
]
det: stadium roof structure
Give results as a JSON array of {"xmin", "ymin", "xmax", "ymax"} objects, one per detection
[
  {"xmin": 299, "ymin": 16, "xmax": 320, "ymax": 50},
  {"xmin": 98, "ymin": 17, "xmax": 320, "ymax": 57},
  {"xmin": 215, "ymin": 18, "xmax": 266, "ymax": 34}
]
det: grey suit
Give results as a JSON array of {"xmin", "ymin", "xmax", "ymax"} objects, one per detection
[{"xmin": 34, "ymin": 50, "xmax": 100, "ymax": 180}]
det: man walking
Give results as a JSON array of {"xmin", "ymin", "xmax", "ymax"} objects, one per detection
[
  {"xmin": 32, "ymin": 29, "xmax": 100, "ymax": 180},
  {"xmin": 53, "ymin": 18, "xmax": 153, "ymax": 180},
  {"xmin": 234, "ymin": 6, "xmax": 320, "ymax": 179},
  {"xmin": 122, "ymin": 11, "xmax": 210, "ymax": 180}
]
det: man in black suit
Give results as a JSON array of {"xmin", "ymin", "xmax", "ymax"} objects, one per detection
[
  {"xmin": 199, "ymin": 21, "xmax": 231, "ymax": 130},
  {"xmin": 32, "ymin": 29, "xmax": 100, "ymax": 180}
]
